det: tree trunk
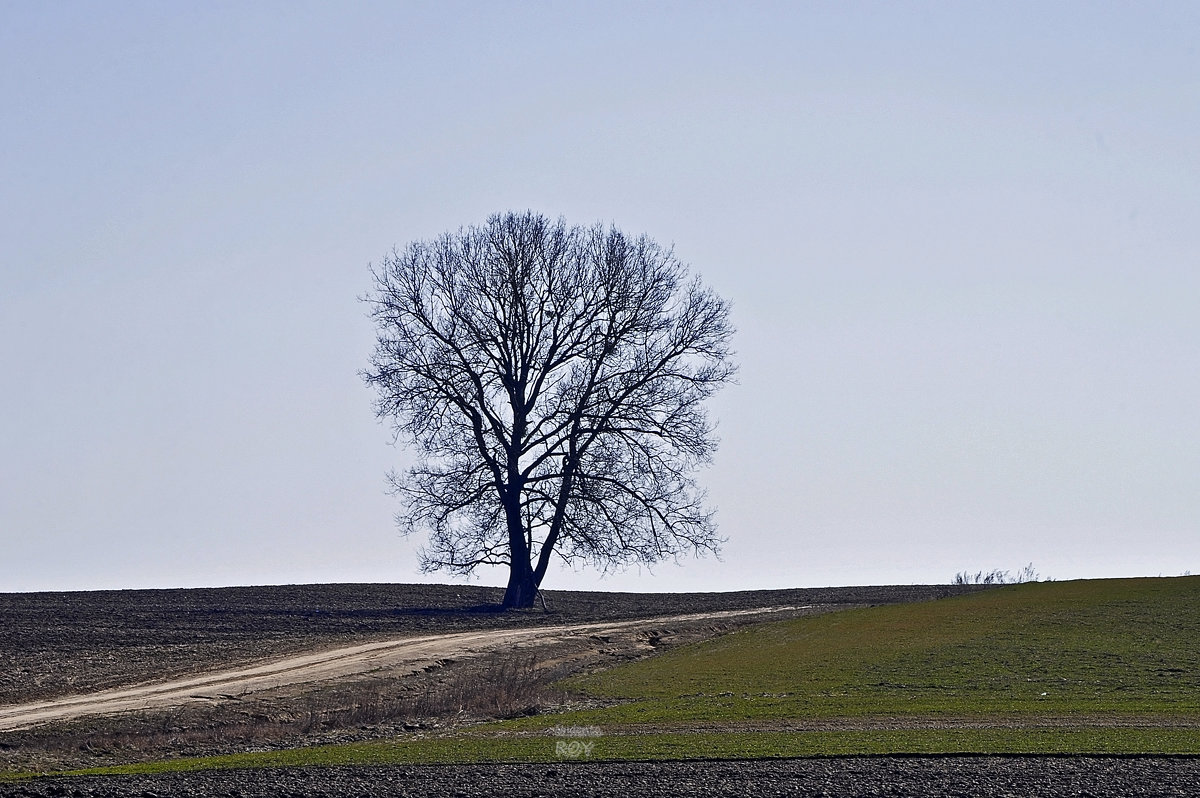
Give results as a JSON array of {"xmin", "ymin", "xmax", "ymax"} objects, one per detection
[
  {"xmin": 499, "ymin": 481, "xmax": 538, "ymax": 609},
  {"xmin": 502, "ymin": 559, "xmax": 538, "ymax": 609}
]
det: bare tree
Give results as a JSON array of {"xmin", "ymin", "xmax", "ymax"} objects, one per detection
[{"xmin": 363, "ymin": 211, "xmax": 736, "ymax": 608}]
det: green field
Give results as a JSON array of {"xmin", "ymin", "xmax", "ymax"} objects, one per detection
[
  {"xmin": 14, "ymin": 576, "xmax": 1200, "ymax": 777},
  {"xmin": 542, "ymin": 575, "xmax": 1200, "ymax": 726}
]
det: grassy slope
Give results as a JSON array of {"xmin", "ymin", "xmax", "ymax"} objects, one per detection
[
  {"xmin": 545, "ymin": 576, "xmax": 1200, "ymax": 725},
  {"xmin": 15, "ymin": 577, "xmax": 1200, "ymax": 776}
]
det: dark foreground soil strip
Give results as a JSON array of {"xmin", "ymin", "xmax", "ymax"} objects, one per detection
[{"xmin": 5, "ymin": 757, "xmax": 1198, "ymax": 798}]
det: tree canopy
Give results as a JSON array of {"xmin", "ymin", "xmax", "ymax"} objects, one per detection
[{"xmin": 363, "ymin": 211, "xmax": 735, "ymax": 608}]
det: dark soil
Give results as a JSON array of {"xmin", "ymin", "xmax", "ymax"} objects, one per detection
[
  {"xmin": 5, "ymin": 756, "xmax": 1198, "ymax": 797},
  {"xmin": 0, "ymin": 582, "xmax": 988, "ymax": 705}
]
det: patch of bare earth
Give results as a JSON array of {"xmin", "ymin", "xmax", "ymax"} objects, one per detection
[{"xmin": 11, "ymin": 758, "xmax": 1200, "ymax": 798}]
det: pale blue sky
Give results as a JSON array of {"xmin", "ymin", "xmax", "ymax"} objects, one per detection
[{"xmin": 2, "ymin": 2, "xmax": 1197, "ymax": 592}]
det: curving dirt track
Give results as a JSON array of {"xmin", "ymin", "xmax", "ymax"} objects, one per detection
[
  {"xmin": 0, "ymin": 582, "xmax": 979, "ymax": 709},
  {"xmin": 0, "ymin": 606, "xmax": 801, "ymax": 733}
]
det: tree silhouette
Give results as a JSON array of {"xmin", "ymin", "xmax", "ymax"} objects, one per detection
[{"xmin": 363, "ymin": 211, "xmax": 736, "ymax": 608}]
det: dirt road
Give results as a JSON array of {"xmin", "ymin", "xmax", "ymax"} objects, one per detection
[{"xmin": 0, "ymin": 606, "xmax": 801, "ymax": 732}]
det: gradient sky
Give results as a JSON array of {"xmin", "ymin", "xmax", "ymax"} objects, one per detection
[{"xmin": 3, "ymin": 2, "xmax": 1198, "ymax": 593}]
